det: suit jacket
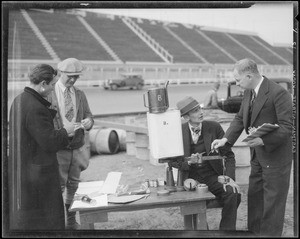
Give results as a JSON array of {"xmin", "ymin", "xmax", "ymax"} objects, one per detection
[
  {"xmin": 47, "ymin": 86, "xmax": 94, "ymax": 149},
  {"xmin": 225, "ymin": 76, "xmax": 293, "ymax": 168},
  {"xmin": 171, "ymin": 120, "xmax": 236, "ymax": 180},
  {"xmin": 8, "ymin": 87, "xmax": 69, "ymax": 229}
]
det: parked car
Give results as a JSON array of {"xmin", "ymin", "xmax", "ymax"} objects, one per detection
[
  {"xmin": 218, "ymin": 77, "xmax": 292, "ymax": 113},
  {"xmin": 102, "ymin": 73, "xmax": 144, "ymax": 90}
]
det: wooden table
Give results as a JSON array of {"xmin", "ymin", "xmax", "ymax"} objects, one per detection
[{"xmin": 70, "ymin": 187, "xmax": 216, "ymax": 230}]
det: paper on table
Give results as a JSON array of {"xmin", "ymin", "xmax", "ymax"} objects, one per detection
[
  {"xmin": 242, "ymin": 123, "xmax": 279, "ymax": 142},
  {"xmin": 76, "ymin": 181, "xmax": 104, "ymax": 196},
  {"xmin": 99, "ymin": 172, "xmax": 122, "ymax": 194},
  {"xmin": 71, "ymin": 194, "xmax": 108, "ymax": 210},
  {"xmin": 108, "ymin": 194, "xmax": 148, "ymax": 204}
]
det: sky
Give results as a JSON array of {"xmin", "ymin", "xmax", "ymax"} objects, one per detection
[{"xmin": 84, "ymin": 2, "xmax": 295, "ymax": 46}]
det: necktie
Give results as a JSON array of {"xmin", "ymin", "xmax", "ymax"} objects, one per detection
[
  {"xmin": 250, "ymin": 90, "xmax": 256, "ymax": 107},
  {"xmin": 247, "ymin": 90, "xmax": 256, "ymax": 130},
  {"xmin": 64, "ymin": 88, "xmax": 74, "ymax": 122},
  {"xmin": 192, "ymin": 126, "xmax": 201, "ymax": 135}
]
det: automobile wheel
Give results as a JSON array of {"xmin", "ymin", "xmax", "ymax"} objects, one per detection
[
  {"xmin": 110, "ymin": 84, "xmax": 118, "ymax": 90},
  {"xmin": 136, "ymin": 84, "xmax": 143, "ymax": 90},
  {"xmin": 120, "ymin": 81, "xmax": 126, "ymax": 87}
]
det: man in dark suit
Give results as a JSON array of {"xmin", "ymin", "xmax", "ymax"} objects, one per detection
[
  {"xmin": 211, "ymin": 58, "xmax": 293, "ymax": 236},
  {"xmin": 169, "ymin": 96, "xmax": 241, "ymax": 231}
]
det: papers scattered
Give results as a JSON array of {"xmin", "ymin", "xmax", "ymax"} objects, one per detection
[
  {"xmin": 71, "ymin": 172, "xmax": 123, "ymax": 210},
  {"xmin": 76, "ymin": 180, "xmax": 104, "ymax": 196},
  {"xmin": 99, "ymin": 172, "xmax": 122, "ymax": 194}
]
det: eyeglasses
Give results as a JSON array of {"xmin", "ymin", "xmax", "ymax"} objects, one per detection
[
  {"xmin": 68, "ymin": 75, "xmax": 80, "ymax": 80},
  {"xmin": 235, "ymin": 74, "xmax": 250, "ymax": 83}
]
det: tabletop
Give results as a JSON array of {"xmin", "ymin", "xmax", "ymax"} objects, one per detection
[{"xmin": 70, "ymin": 186, "xmax": 216, "ymax": 214}]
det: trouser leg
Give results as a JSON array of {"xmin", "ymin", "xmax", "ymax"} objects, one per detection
[
  {"xmin": 260, "ymin": 162, "xmax": 292, "ymax": 236},
  {"xmin": 57, "ymin": 150, "xmax": 80, "ymax": 229},
  {"xmin": 219, "ymin": 185, "xmax": 241, "ymax": 231},
  {"xmin": 248, "ymin": 159, "xmax": 264, "ymax": 234},
  {"xmin": 197, "ymin": 174, "xmax": 240, "ymax": 230}
]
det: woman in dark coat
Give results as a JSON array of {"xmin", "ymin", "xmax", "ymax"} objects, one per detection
[{"xmin": 8, "ymin": 64, "xmax": 74, "ymax": 230}]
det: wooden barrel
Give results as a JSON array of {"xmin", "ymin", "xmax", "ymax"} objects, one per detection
[
  {"xmin": 113, "ymin": 129, "xmax": 126, "ymax": 151},
  {"xmin": 89, "ymin": 128, "xmax": 120, "ymax": 154}
]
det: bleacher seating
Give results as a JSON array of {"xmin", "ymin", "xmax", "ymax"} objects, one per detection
[
  {"xmin": 228, "ymin": 33, "xmax": 287, "ymax": 65},
  {"xmin": 273, "ymin": 47, "xmax": 293, "ymax": 64},
  {"xmin": 84, "ymin": 13, "xmax": 163, "ymax": 62},
  {"xmin": 7, "ymin": 9, "xmax": 292, "ymax": 67},
  {"xmin": 27, "ymin": 9, "xmax": 114, "ymax": 61},
  {"xmin": 202, "ymin": 30, "xmax": 265, "ymax": 64},
  {"xmin": 8, "ymin": 10, "xmax": 50, "ymax": 60},
  {"xmin": 170, "ymin": 24, "xmax": 235, "ymax": 64},
  {"xmin": 134, "ymin": 19, "xmax": 201, "ymax": 63},
  {"xmin": 251, "ymin": 36, "xmax": 292, "ymax": 64}
]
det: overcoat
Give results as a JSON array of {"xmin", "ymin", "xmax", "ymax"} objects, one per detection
[{"xmin": 8, "ymin": 87, "xmax": 69, "ymax": 230}]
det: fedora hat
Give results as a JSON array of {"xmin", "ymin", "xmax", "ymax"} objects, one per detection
[
  {"xmin": 176, "ymin": 96, "xmax": 200, "ymax": 116},
  {"xmin": 57, "ymin": 58, "xmax": 84, "ymax": 76}
]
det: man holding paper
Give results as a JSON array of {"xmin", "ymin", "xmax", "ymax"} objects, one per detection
[
  {"xmin": 47, "ymin": 58, "xmax": 94, "ymax": 229},
  {"xmin": 211, "ymin": 58, "xmax": 293, "ymax": 236}
]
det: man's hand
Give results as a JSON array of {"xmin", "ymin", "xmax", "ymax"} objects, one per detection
[
  {"xmin": 211, "ymin": 138, "xmax": 228, "ymax": 152},
  {"xmin": 246, "ymin": 137, "xmax": 264, "ymax": 147},
  {"xmin": 223, "ymin": 177, "xmax": 240, "ymax": 193},
  {"xmin": 64, "ymin": 124, "xmax": 75, "ymax": 137},
  {"xmin": 188, "ymin": 153, "xmax": 202, "ymax": 165},
  {"xmin": 81, "ymin": 118, "xmax": 93, "ymax": 130}
]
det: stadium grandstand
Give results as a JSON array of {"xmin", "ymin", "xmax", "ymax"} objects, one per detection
[{"xmin": 7, "ymin": 8, "xmax": 293, "ymax": 87}]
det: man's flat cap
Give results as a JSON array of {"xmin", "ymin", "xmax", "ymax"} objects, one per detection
[{"xmin": 57, "ymin": 58, "xmax": 84, "ymax": 76}]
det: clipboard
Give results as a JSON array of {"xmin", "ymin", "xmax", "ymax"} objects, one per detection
[{"xmin": 242, "ymin": 123, "xmax": 279, "ymax": 142}]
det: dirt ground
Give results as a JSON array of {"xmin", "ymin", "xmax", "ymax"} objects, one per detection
[{"xmin": 79, "ymin": 151, "xmax": 295, "ymax": 237}]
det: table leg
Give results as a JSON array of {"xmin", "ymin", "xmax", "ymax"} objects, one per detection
[
  {"xmin": 181, "ymin": 201, "xmax": 207, "ymax": 230},
  {"xmin": 183, "ymin": 214, "xmax": 202, "ymax": 230},
  {"xmin": 79, "ymin": 211, "xmax": 108, "ymax": 230},
  {"xmin": 80, "ymin": 222, "xmax": 95, "ymax": 230},
  {"xmin": 183, "ymin": 215, "xmax": 193, "ymax": 230},
  {"xmin": 197, "ymin": 211, "xmax": 208, "ymax": 230}
]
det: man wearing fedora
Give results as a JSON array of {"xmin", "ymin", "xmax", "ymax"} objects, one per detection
[
  {"xmin": 47, "ymin": 58, "xmax": 94, "ymax": 229},
  {"xmin": 170, "ymin": 96, "xmax": 241, "ymax": 231}
]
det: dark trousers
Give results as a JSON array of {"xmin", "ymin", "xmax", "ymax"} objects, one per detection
[
  {"xmin": 248, "ymin": 156, "xmax": 292, "ymax": 236},
  {"xmin": 190, "ymin": 169, "xmax": 241, "ymax": 230}
]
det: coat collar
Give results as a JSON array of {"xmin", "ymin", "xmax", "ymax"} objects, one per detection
[
  {"xmin": 24, "ymin": 87, "xmax": 51, "ymax": 108},
  {"xmin": 182, "ymin": 121, "xmax": 212, "ymax": 155},
  {"xmin": 243, "ymin": 76, "xmax": 269, "ymax": 129},
  {"xmin": 182, "ymin": 121, "xmax": 223, "ymax": 175}
]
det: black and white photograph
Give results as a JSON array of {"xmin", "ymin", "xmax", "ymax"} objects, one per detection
[{"xmin": 2, "ymin": 1, "xmax": 298, "ymax": 238}]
